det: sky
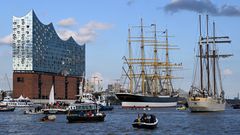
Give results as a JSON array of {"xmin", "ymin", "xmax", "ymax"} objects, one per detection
[{"xmin": 0, "ymin": 0, "xmax": 240, "ymax": 98}]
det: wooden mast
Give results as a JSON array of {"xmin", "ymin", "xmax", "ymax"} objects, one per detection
[
  {"xmin": 165, "ymin": 29, "xmax": 171, "ymax": 94},
  {"xmin": 123, "ymin": 20, "xmax": 182, "ymax": 96},
  {"xmin": 206, "ymin": 15, "xmax": 210, "ymax": 96},
  {"xmin": 152, "ymin": 24, "xmax": 158, "ymax": 96},
  {"xmin": 199, "ymin": 15, "xmax": 204, "ymax": 93},
  {"xmin": 128, "ymin": 28, "xmax": 133, "ymax": 94},
  {"xmin": 213, "ymin": 22, "xmax": 216, "ymax": 96},
  {"xmin": 140, "ymin": 18, "xmax": 145, "ymax": 95}
]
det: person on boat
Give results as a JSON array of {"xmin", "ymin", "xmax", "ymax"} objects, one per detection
[
  {"xmin": 87, "ymin": 111, "xmax": 93, "ymax": 117},
  {"xmin": 41, "ymin": 115, "xmax": 49, "ymax": 121},
  {"xmin": 141, "ymin": 113, "xmax": 147, "ymax": 122},
  {"xmin": 79, "ymin": 111, "xmax": 84, "ymax": 116},
  {"xmin": 137, "ymin": 114, "xmax": 141, "ymax": 123}
]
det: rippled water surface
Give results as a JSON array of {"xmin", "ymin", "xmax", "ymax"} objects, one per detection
[{"xmin": 0, "ymin": 106, "xmax": 239, "ymax": 135}]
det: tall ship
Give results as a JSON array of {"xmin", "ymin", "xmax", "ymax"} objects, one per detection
[
  {"xmin": 188, "ymin": 15, "xmax": 232, "ymax": 112},
  {"xmin": 116, "ymin": 19, "xmax": 182, "ymax": 108}
]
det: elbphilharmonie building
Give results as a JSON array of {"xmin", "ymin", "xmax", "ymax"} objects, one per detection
[{"xmin": 12, "ymin": 10, "xmax": 85, "ymax": 99}]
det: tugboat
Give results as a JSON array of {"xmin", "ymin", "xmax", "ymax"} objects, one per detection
[
  {"xmin": 66, "ymin": 103, "xmax": 106, "ymax": 123},
  {"xmin": 132, "ymin": 113, "xmax": 158, "ymax": 129}
]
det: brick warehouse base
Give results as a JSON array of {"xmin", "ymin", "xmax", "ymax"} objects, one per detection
[{"xmin": 13, "ymin": 72, "xmax": 82, "ymax": 100}]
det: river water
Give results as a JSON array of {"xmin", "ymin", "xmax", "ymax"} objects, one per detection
[{"xmin": 0, "ymin": 105, "xmax": 239, "ymax": 135}]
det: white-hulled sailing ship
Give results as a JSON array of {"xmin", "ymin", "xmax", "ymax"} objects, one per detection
[
  {"xmin": 188, "ymin": 15, "xmax": 233, "ymax": 112},
  {"xmin": 116, "ymin": 19, "xmax": 182, "ymax": 108}
]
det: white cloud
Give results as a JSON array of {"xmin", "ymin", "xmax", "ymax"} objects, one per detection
[
  {"xmin": 0, "ymin": 34, "xmax": 12, "ymax": 46},
  {"xmin": 58, "ymin": 18, "xmax": 76, "ymax": 27},
  {"xmin": 164, "ymin": 0, "xmax": 240, "ymax": 16},
  {"xmin": 58, "ymin": 21, "xmax": 112, "ymax": 44},
  {"xmin": 223, "ymin": 68, "xmax": 233, "ymax": 76}
]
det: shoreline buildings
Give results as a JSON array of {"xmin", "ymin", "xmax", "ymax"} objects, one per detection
[{"xmin": 12, "ymin": 10, "xmax": 85, "ymax": 99}]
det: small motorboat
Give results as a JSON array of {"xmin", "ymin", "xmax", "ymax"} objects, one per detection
[
  {"xmin": 232, "ymin": 104, "xmax": 240, "ymax": 109},
  {"xmin": 132, "ymin": 113, "xmax": 158, "ymax": 129},
  {"xmin": 0, "ymin": 106, "xmax": 15, "ymax": 112},
  {"xmin": 40, "ymin": 115, "xmax": 56, "ymax": 122},
  {"xmin": 176, "ymin": 105, "xmax": 187, "ymax": 111}
]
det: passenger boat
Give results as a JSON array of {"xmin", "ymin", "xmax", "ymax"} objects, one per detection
[
  {"xmin": 132, "ymin": 113, "xmax": 158, "ymax": 129},
  {"xmin": 116, "ymin": 19, "xmax": 182, "ymax": 108},
  {"xmin": 67, "ymin": 103, "xmax": 106, "ymax": 123},
  {"xmin": 1, "ymin": 95, "xmax": 33, "ymax": 107},
  {"xmin": 188, "ymin": 15, "xmax": 232, "ymax": 112},
  {"xmin": 0, "ymin": 106, "xmax": 15, "ymax": 112}
]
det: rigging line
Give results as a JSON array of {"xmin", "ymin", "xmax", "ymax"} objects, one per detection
[
  {"xmin": 192, "ymin": 44, "xmax": 199, "ymax": 90},
  {"xmin": 134, "ymin": 73, "xmax": 142, "ymax": 94},
  {"xmin": 122, "ymin": 67, "xmax": 131, "ymax": 80},
  {"xmin": 5, "ymin": 74, "xmax": 11, "ymax": 91},
  {"xmin": 216, "ymin": 56, "xmax": 223, "ymax": 96}
]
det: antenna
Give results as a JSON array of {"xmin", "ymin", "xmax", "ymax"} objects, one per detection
[{"xmin": 199, "ymin": 15, "xmax": 202, "ymax": 37}]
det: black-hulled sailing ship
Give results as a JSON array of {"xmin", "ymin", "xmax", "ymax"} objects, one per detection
[
  {"xmin": 116, "ymin": 19, "xmax": 182, "ymax": 108},
  {"xmin": 188, "ymin": 15, "xmax": 232, "ymax": 112}
]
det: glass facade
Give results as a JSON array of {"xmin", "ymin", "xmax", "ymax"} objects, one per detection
[{"xmin": 12, "ymin": 10, "xmax": 85, "ymax": 76}]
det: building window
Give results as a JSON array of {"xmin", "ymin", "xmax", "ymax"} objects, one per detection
[{"xmin": 17, "ymin": 77, "xmax": 24, "ymax": 82}]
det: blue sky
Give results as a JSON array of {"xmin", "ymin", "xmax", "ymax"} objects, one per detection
[{"xmin": 0, "ymin": 0, "xmax": 239, "ymax": 98}]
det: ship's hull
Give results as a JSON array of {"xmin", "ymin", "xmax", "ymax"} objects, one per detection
[
  {"xmin": 116, "ymin": 93, "xmax": 178, "ymax": 108},
  {"xmin": 188, "ymin": 97, "xmax": 226, "ymax": 112}
]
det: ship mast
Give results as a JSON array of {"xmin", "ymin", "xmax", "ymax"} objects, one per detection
[
  {"xmin": 199, "ymin": 15, "xmax": 204, "ymax": 93},
  {"xmin": 128, "ymin": 28, "xmax": 133, "ymax": 94},
  {"xmin": 165, "ymin": 29, "xmax": 173, "ymax": 94},
  {"xmin": 196, "ymin": 15, "xmax": 232, "ymax": 98},
  {"xmin": 140, "ymin": 18, "xmax": 145, "ymax": 95},
  {"xmin": 123, "ymin": 19, "xmax": 182, "ymax": 96},
  {"xmin": 213, "ymin": 22, "xmax": 216, "ymax": 96},
  {"xmin": 152, "ymin": 24, "xmax": 158, "ymax": 96},
  {"xmin": 206, "ymin": 15, "xmax": 210, "ymax": 95}
]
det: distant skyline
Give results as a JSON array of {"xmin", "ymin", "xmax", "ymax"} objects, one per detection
[{"xmin": 0, "ymin": 0, "xmax": 239, "ymax": 98}]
